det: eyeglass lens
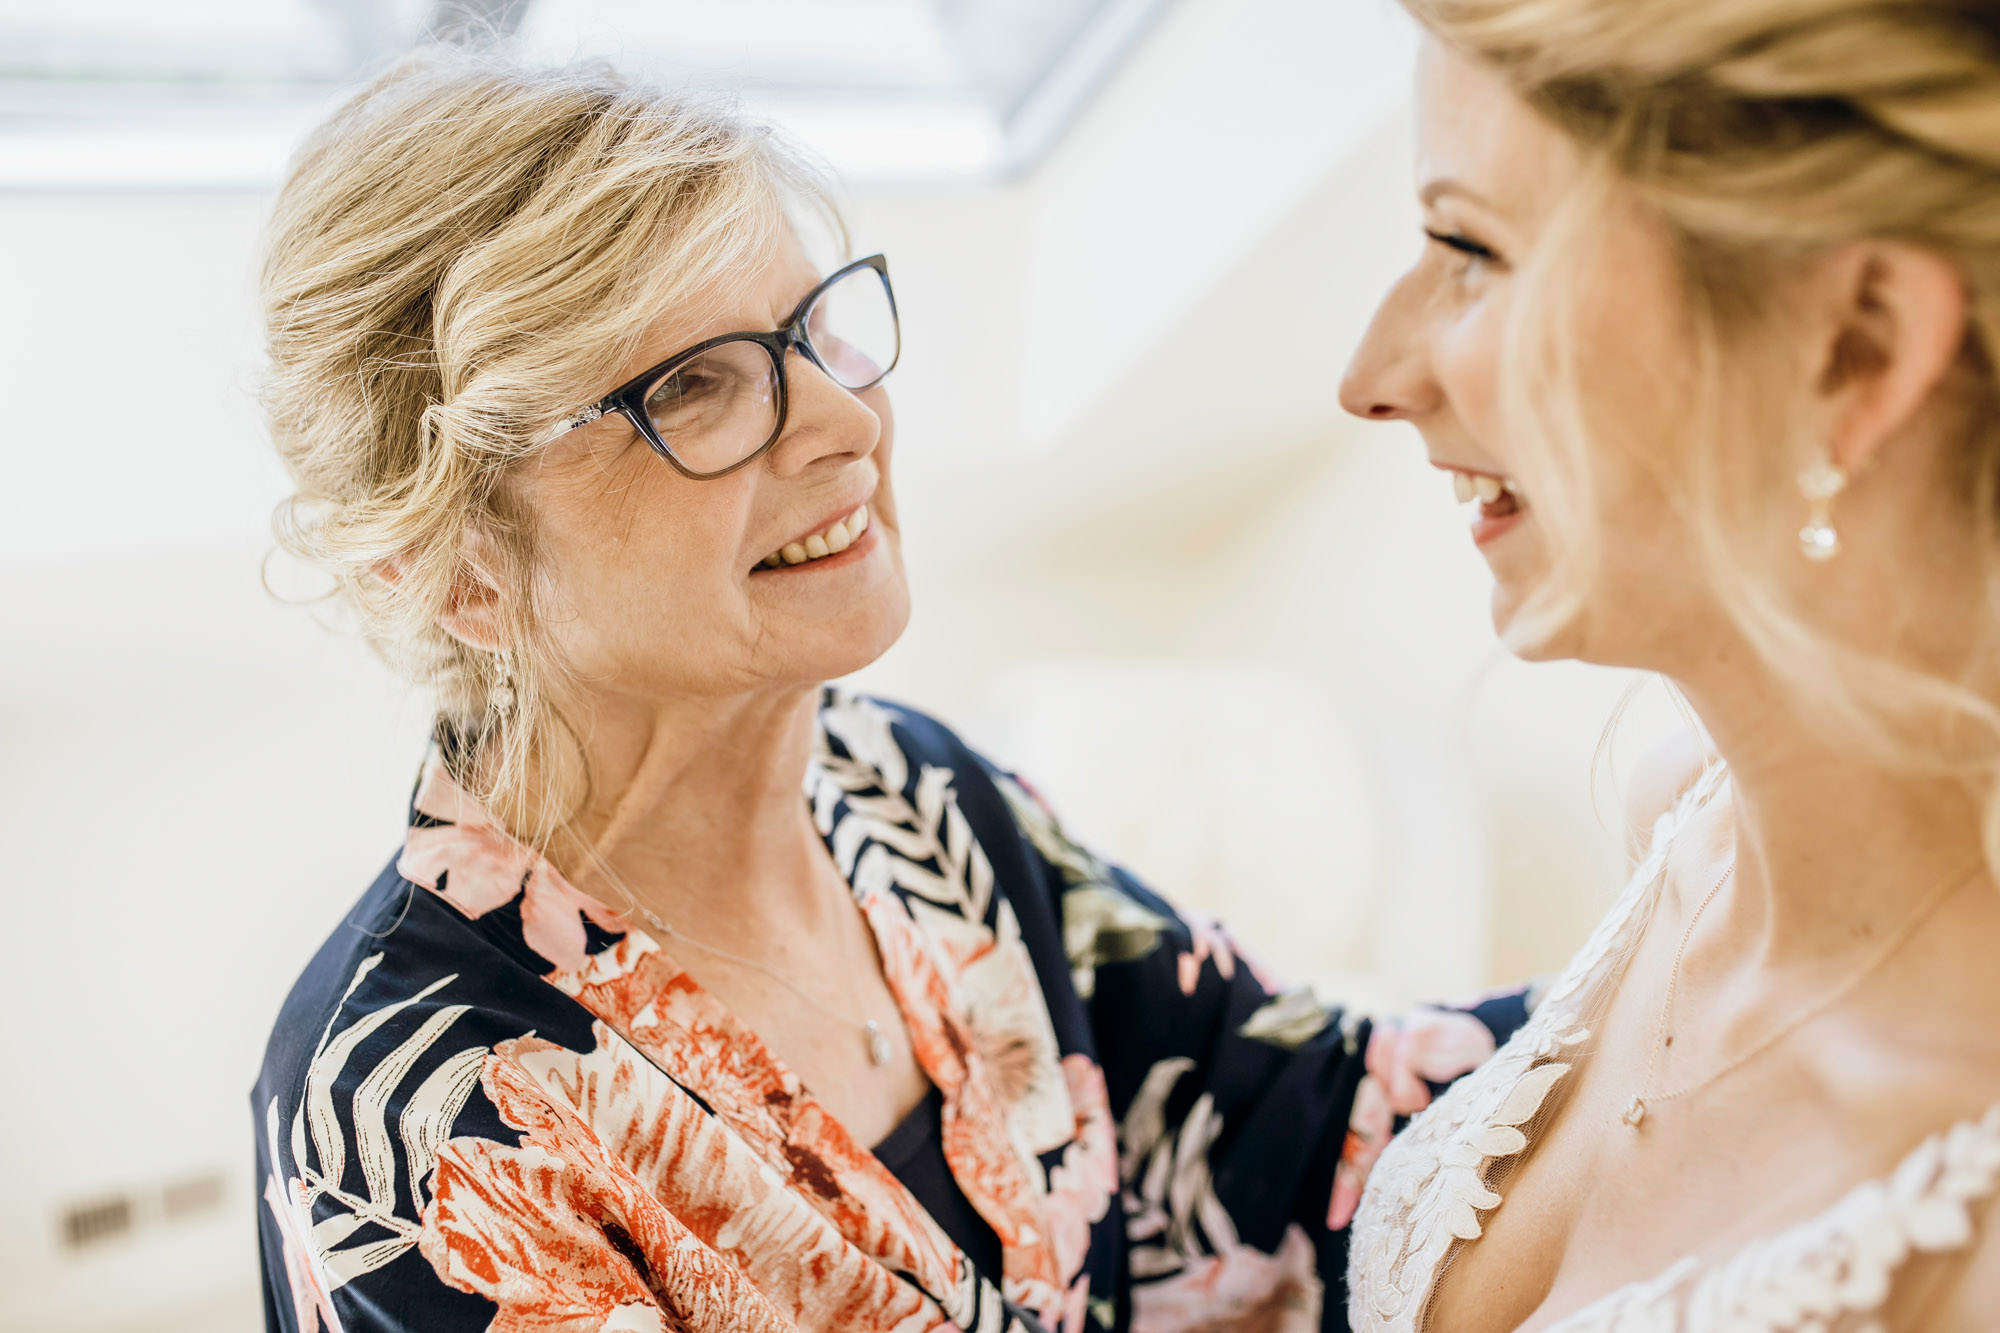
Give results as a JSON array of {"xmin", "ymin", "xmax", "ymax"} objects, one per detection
[
  {"xmin": 804, "ymin": 265, "xmax": 898, "ymax": 391},
  {"xmin": 637, "ymin": 264, "xmax": 898, "ymax": 475},
  {"xmin": 641, "ymin": 341, "xmax": 780, "ymax": 476}
]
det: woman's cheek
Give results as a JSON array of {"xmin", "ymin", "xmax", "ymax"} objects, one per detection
[
  {"xmin": 1434, "ymin": 297, "xmax": 1507, "ymax": 452},
  {"xmin": 859, "ymin": 386, "xmax": 897, "ymax": 515}
]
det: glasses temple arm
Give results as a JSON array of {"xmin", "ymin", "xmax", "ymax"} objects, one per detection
[{"xmin": 536, "ymin": 402, "xmax": 606, "ymax": 447}]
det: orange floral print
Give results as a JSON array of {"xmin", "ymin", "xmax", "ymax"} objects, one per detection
[
  {"xmin": 859, "ymin": 885, "xmax": 1076, "ymax": 1319},
  {"xmin": 550, "ymin": 937, "xmax": 967, "ymax": 1309},
  {"xmin": 1040, "ymin": 1056, "xmax": 1119, "ymax": 1283},
  {"xmin": 256, "ymin": 694, "xmax": 1528, "ymax": 1333},
  {"xmin": 263, "ymin": 1169, "xmax": 347, "ymax": 1333},
  {"xmin": 422, "ymin": 1027, "xmax": 951, "ymax": 1333},
  {"xmin": 1327, "ymin": 1007, "xmax": 1498, "ymax": 1229},
  {"xmin": 396, "ymin": 758, "xmax": 628, "ymax": 973},
  {"xmin": 1175, "ymin": 911, "xmax": 1238, "ymax": 998},
  {"xmin": 1131, "ymin": 1225, "xmax": 1321, "ymax": 1333}
]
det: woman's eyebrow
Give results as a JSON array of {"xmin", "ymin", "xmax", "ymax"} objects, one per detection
[{"xmin": 1419, "ymin": 177, "xmax": 1493, "ymax": 209}]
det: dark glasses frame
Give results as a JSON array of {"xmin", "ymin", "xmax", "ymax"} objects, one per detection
[{"xmin": 539, "ymin": 254, "xmax": 900, "ymax": 481}]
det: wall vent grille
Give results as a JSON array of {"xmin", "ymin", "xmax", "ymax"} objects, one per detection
[
  {"xmin": 60, "ymin": 1195, "xmax": 133, "ymax": 1248},
  {"xmin": 162, "ymin": 1173, "xmax": 225, "ymax": 1218},
  {"xmin": 57, "ymin": 1170, "xmax": 228, "ymax": 1250}
]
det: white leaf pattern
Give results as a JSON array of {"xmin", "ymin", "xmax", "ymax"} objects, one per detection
[
  {"xmin": 312, "ymin": 1213, "xmax": 365, "ymax": 1252},
  {"xmin": 273, "ymin": 958, "xmax": 489, "ymax": 1295},
  {"xmin": 815, "ymin": 698, "xmax": 996, "ymax": 931},
  {"xmin": 304, "ymin": 970, "xmax": 455, "ymax": 1197},
  {"xmin": 302, "ymin": 953, "xmax": 383, "ymax": 1191},
  {"xmin": 353, "ymin": 1004, "xmax": 471, "ymax": 1211},
  {"xmin": 812, "ymin": 690, "xmax": 1099, "ymax": 1325},
  {"xmin": 262, "ymin": 688, "xmax": 1351, "ymax": 1333},
  {"xmin": 1119, "ymin": 1059, "xmax": 1239, "ymax": 1278},
  {"xmin": 1118, "ymin": 1052, "xmax": 1326, "ymax": 1325},
  {"xmin": 398, "ymin": 1042, "xmax": 487, "ymax": 1210},
  {"xmin": 1121, "ymin": 1058, "xmax": 1197, "ymax": 1190},
  {"xmin": 1238, "ymin": 989, "xmax": 1332, "ymax": 1049}
]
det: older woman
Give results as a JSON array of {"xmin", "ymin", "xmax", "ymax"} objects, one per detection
[
  {"xmin": 1339, "ymin": 1, "xmax": 2000, "ymax": 1329},
  {"xmin": 250, "ymin": 52, "xmax": 1521, "ymax": 1333}
]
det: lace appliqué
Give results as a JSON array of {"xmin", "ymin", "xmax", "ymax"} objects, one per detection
[
  {"xmin": 1346, "ymin": 768, "xmax": 1704, "ymax": 1332},
  {"xmin": 1347, "ymin": 764, "xmax": 2000, "ymax": 1332},
  {"xmin": 1554, "ymin": 1102, "xmax": 2000, "ymax": 1333}
]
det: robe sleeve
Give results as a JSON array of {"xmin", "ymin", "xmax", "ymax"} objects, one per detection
[{"xmin": 971, "ymin": 756, "xmax": 1531, "ymax": 1329}]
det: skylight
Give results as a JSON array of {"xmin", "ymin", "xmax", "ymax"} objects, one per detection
[{"xmin": 0, "ymin": 0, "xmax": 1176, "ymax": 188}]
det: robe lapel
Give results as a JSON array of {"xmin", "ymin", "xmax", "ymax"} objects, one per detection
[{"xmin": 550, "ymin": 931, "xmax": 974, "ymax": 1312}]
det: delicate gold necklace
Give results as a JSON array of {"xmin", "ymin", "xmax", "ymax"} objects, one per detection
[
  {"xmin": 635, "ymin": 905, "xmax": 896, "ymax": 1067},
  {"xmin": 1621, "ymin": 857, "xmax": 1977, "ymax": 1129}
]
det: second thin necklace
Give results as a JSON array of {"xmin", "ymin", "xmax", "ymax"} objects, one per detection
[
  {"xmin": 634, "ymin": 905, "xmax": 897, "ymax": 1067},
  {"xmin": 1621, "ymin": 855, "xmax": 1976, "ymax": 1129}
]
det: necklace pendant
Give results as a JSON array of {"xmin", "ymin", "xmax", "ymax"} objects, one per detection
[
  {"xmin": 1621, "ymin": 1095, "xmax": 1648, "ymax": 1128},
  {"xmin": 865, "ymin": 1020, "xmax": 892, "ymax": 1067}
]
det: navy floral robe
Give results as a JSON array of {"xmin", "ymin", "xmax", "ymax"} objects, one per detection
[{"xmin": 253, "ymin": 690, "xmax": 1526, "ymax": 1333}]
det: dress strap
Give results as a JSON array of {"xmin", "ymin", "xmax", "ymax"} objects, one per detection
[{"xmin": 1644, "ymin": 760, "xmax": 1728, "ymax": 864}]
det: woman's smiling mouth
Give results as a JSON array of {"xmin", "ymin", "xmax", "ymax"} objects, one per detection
[
  {"xmin": 1443, "ymin": 466, "xmax": 1528, "ymax": 547},
  {"xmin": 755, "ymin": 502, "xmax": 873, "ymax": 572}
]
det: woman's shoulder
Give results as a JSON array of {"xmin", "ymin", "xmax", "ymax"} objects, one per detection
[
  {"xmin": 1623, "ymin": 731, "xmax": 1717, "ymax": 859},
  {"xmin": 814, "ymin": 688, "xmax": 1101, "ymax": 887},
  {"xmin": 813, "ymin": 688, "xmax": 1027, "ymax": 830},
  {"xmin": 816, "ymin": 687, "xmax": 991, "ymax": 776},
  {"xmin": 256, "ymin": 856, "xmax": 596, "ymax": 1116},
  {"xmin": 254, "ymin": 860, "xmax": 621, "ymax": 1333}
]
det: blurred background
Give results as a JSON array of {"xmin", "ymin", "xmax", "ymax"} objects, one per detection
[{"xmin": 0, "ymin": 1, "xmax": 1686, "ymax": 1328}]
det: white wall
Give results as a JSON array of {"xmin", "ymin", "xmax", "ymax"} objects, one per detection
[{"xmin": 0, "ymin": 5, "xmax": 1687, "ymax": 1328}]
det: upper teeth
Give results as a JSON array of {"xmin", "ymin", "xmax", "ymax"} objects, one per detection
[
  {"xmin": 1450, "ymin": 470, "xmax": 1516, "ymax": 504},
  {"xmin": 761, "ymin": 503, "xmax": 870, "ymax": 569}
]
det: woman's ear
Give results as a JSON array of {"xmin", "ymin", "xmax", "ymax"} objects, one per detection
[
  {"xmin": 1812, "ymin": 241, "xmax": 1968, "ymax": 476},
  {"xmin": 371, "ymin": 530, "xmax": 511, "ymax": 654}
]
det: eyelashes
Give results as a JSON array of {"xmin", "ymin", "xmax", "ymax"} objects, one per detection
[{"xmin": 1424, "ymin": 229, "xmax": 1499, "ymax": 262}]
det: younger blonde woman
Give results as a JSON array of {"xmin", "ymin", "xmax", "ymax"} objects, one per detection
[{"xmin": 1340, "ymin": 0, "xmax": 2000, "ymax": 1328}]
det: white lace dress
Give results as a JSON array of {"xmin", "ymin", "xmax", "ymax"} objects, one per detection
[{"xmin": 1348, "ymin": 768, "xmax": 2000, "ymax": 1332}]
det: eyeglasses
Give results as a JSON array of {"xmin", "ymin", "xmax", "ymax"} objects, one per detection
[{"xmin": 541, "ymin": 254, "xmax": 901, "ymax": 480}]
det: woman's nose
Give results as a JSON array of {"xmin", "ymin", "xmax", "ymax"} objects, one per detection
[
  {"xmin": 765, "ymin": 351, "xmax": 881, "ymax": 476},
  {"xmin": 1339, "ymin": 277, "xmax": 1441, "ymax": 424}
]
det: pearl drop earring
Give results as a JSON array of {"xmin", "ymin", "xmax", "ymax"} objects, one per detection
[
  {"xmin": 1798, "ymin": 453, "xmax": 1847, "ymax": 563},
  {"xmin": 488, "ymin": 651, "xmax": 517, "ymax": 716}
]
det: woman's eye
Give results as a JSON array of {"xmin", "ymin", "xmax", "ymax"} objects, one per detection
[
  {"xmin": 1423, "ymin": 229, "xmax": 1499, "ymax": 268},
  {"xmin": 649, "ymin": 370, "xmax": 715, "ymax": 409}
]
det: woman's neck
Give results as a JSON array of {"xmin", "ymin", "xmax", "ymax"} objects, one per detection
[
  {"xmin": 553, "ymin": 682, "xmax": 841, "ymax": 944},
  {"xmin": 1677, "ymin": 667, "xmax": 1989, "ymax": 968}
]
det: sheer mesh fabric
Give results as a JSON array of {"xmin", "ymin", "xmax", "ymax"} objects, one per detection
[{"xmin": 1414, "ymin": 1057, "xmax": 1591, "ymax": 1332}]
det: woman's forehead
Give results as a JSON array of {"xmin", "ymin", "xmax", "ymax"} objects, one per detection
[
  {"xmin": 614, "ymin": 235, "xmax": 822, "ymax": 379},
  {"xmin": 1414, "ymin": 39, "xmax": 1575, "ymax": 227}
]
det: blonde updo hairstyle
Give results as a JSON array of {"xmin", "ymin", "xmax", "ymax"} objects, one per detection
[
  {"xmin": 262, "ymin": 48, "xmax": 836, "ymax": 858},
  {"xmin": 1404, "ymin": 0, "xmax": 2000, "ymax": 864}
]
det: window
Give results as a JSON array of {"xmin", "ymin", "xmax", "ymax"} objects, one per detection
[{"xmin": 0, "ymin": 0, "xmax": 1175, "ymax": 187}]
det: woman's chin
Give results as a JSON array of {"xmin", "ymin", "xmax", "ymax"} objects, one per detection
[
  {"xmin": 1491, "ymin": 582, "xmax": 1584, "ymax": 663},
  {"xmin": 806, "ymin": 588, "xmax": 912, "ymax": 684}
]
